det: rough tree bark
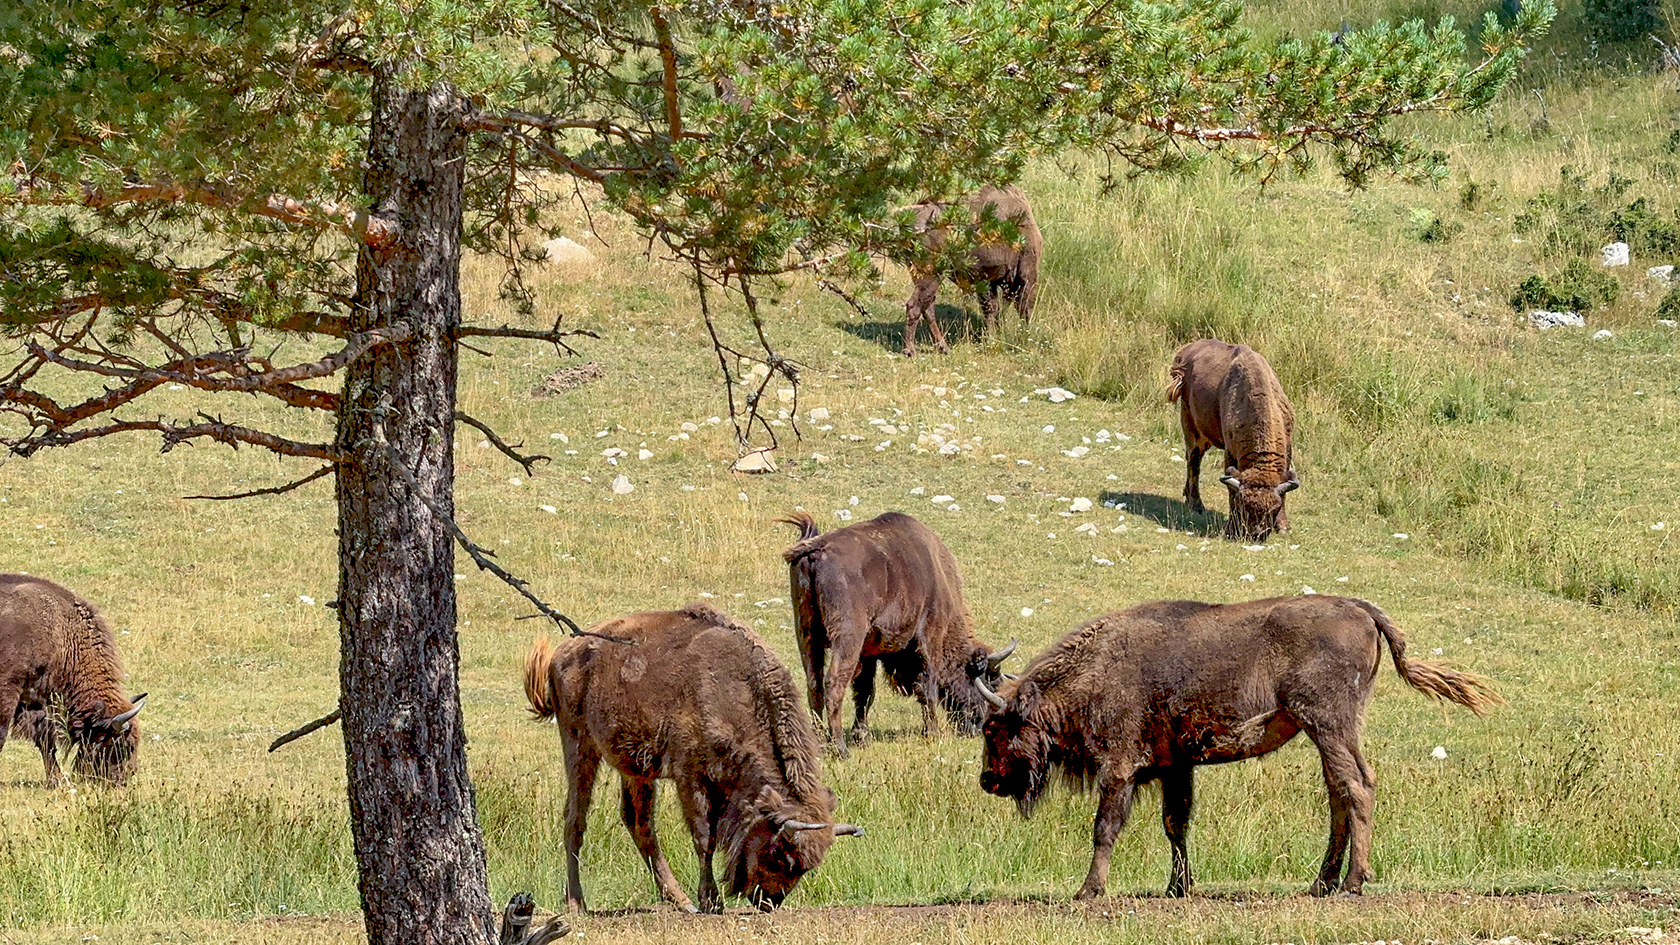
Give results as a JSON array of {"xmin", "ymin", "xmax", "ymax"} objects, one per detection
[{"xmin": 334, "ymin": 73, "xmax": 497, "ymax": 944}]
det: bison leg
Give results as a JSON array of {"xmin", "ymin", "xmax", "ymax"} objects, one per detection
[
  {"xmin": 850, "ymin": 656, "xmax": 878, "ymax": 744},
  {"xmin": 1183, "ymin": 442, "xmax": 1208, "ymax": 514},
  {"xmin": 1075, "ymin": 771, "xmax": 1137, "ymax": 901},
  {"xmin": 561, "ymin": 739, "xmax": 601, "ymax": 912},
  {"xmin": 977, "ymin": 282, "xmax": 1002, "ymax": 339},
  {"xmin": 916, "ymin": 669, "xmax": 942, "ymax": 737},
  {"xmin": 1161, "ymin": 766, "xmax": 1195, "ymax": 897},
  {"xmin": 22, "ymin": 708, "xmax": 65, "ymax": 789},
  {"xmin": 822, "ymin": 615, "xmax": 869, "ymax": 758},
  {"xmin": 621, "ymin": 778, "xmax": 698, "ymax": 913},
  {"xmin": 1302, "ymin": 724, "xmax": 1375, "ymax": 896},
  {"xmin": 905, "ymin": 275, "xmax": 946, "ymax": 357},
  {"xmin": 675, "ymin": 782, "xmax": 723, "ymax": 913}
]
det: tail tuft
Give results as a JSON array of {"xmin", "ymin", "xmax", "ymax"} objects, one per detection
[
  {"xmin": 523, "ymin": 636, "xmax": 559, "ymax": 721},
  {"xmin": 1165, "ymin": 362, "xmax": 1186, "ymax": 404},
  {"xmin": 1358, "ymin": 599, "xmax": 1507, "ymax": 716},
  {"xmin": 778, "ymin": 510, "xmax": 822, "ymax": 561}
]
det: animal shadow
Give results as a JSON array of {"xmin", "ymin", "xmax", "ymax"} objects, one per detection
[
  {"xmin": 835, "ymin": 303, "xmax": 990, "ymax": 354},
  {"xmin": 1100, "ymin": 491, "xmax": 1226, "ymax": 536}
]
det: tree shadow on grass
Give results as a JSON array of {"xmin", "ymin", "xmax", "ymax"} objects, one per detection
[
  {"xmin": 1101, "ymin": 490, "xmax": 1226, "ymax": 537},
  {"xmin": 836, "ymin": 303, "xmax": 989, "ymax": 354}
]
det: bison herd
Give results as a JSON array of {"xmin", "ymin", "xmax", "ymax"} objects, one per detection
[{"xmin": 1, "ymin": 269, "xmax": 1505, "ymax": 913}]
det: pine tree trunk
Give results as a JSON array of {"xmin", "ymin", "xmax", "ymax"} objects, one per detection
[{"xmin": 334, "ymin": 72, "xmax": 495, "ymax": 945}]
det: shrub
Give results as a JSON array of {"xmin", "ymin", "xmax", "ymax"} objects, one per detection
[
  {"xmin": 1581, "ymin": 0, "xmax": 1664, "ymax": 42},
  {"xmin": 1509, "ymin": 258, "xmax": 1622, "ymax": 311}
]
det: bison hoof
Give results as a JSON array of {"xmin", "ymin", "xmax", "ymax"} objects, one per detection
[
  {"xmin": 1073, "ymin": 885, "xmax": 1104, "ymax": 901},
  {"xmin": 1307, "ymin": 880, "xmax": 1335, "ymax": 898}
]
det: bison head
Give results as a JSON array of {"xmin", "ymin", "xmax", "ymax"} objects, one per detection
[
  {"xmin": 72, "ymin": 693, "xmax": 146, "ymax": 785},
  {"xmin": 1220, "ymin": 466, "xmax": 1299, "ymax": 542},
  {"xmin": 725, "ymin": 787, "xmax": 862, "ymax": 911},
  {"xmin": 975, "ymin": 678, "xmax": 1053, "ymax": 817},
  {"xmin": 948, "ymin": 638, "xmax": 1018, "ymax": 733}
]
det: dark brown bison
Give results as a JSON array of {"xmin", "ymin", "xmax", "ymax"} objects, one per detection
[
  {"xmin": 523, "ymin": 604, "xmax": 860, "ymax": 914},
  {"xmin": 1, "ymin": 573, "xmax": 147, "ymax": 787},
  {"xmin": 903, "ymin": 185, "xmax": 1042, "ymax": 357},
  {"xmin": 974, "ymin": 595, "xmax": 1502, "ymax": 900},
  {"xmin": 1167, "ymin": 338, "xmax": 1298, "ymax": 541},
  {"xmin": 781, "ymin": 510, "xmax": 1015, "ymax": 757}
]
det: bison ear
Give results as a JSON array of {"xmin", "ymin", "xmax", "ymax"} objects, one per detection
[
  {"xmin": 1013, "ymin": 680, "xmax": 1042, "ymax": 717},
  {"xmin": 755, "ymin": 785, "xmax": 788, "ymax": 818}
]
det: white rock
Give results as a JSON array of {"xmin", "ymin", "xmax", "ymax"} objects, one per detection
[
  {"xmin": 946, "ymin": 503, "xmax": 961, "ymax": 512},
  {"xmin": 1239, "ymin": 574, "xmax": 1255, "ymax": 582},
  {"xmin": 849, "ymin": 496, "xmax": 860, "ymax": 506},
  {"xmin": 1530, "ymin": 310, "xmax": 1584, "ymax": 330},
  {"xmin": 602, "ymin": 447, "xmax": 626, "ymax": 458},
  {"xmin": 1301, "ymin": 586, "xmax": 1316, "ymax": 595},
  {"xmin": 835, "ymin": 509, "xmax": 853, "ymax": 521},
  {"xmin": 1392, "ymin": 532, "xmax": 1410, "ymax": 540},
  {"xmin": 1061, "ymin": 446, "xmax": 1090, "ymax": 459},
  {"xmin": 611, "ymin": 475, "xmax": 634, "ymax": 495},
  {"xmin": 508, "ymin": 477, "xmax": 523, "ymax": 486},
  {"xmin": 1020, "ymin": 607, "xmax": 1035, "ymax": 617},
  {"xmin": 932, "ymin": 494, "xmax": 955, "ymax": 504},
  {"xmin": 1076, "ymin": 523, "xmax": 1099, "ymax": 534},
  {"xmin": 909, "ymin": 486, "xmax": 925, "ymax": 495},
  {"xmin": 539, "ymin": 505, "xmax": 558, "ymax": 514},
  {"xmin": 1069, "ymin": 497, "xmax": 1093, "ymax": 513},
  {"xmin": 777, "ymin": 388, "xmax": 795, "ymax": 404},
  {"xmin": 1602, "ymin": 241, "xmax": 1630, "ymax": 267},
  {"xmin": 810, "ymin": 453, "xmax": 830, "ymax": 464},
  {"xmin": 681, "ymin": 422, "xmax": 699, "ymax": 433},
  {"xmin": 808, "ymin": 407, "xmax": 829, "ymax": 422},
  {"xmin": 1092, "ymin": 557, "xmax": 1114, "ymax": 566},
  {"xmin": 637, "ymin": 449, "xmax": 654, "ymax": 460},
  {"xmin": 1661, "ymin": 320, "xmax": 1678, "ymax": 327},
  {"xmin": 1593, "ymin": 329, "xmax": 1614, "ymax": 341},
  {"xmin": 737, "ymin": 492, "xmax": 749, "ymax": 501},
  {"xmin": 549, "ymin": 432, "xmax": 569, "ymax": 443},
  {"xmin": 1033, "ymin": 387, "xmax": 1077, "ymax": 403},
  {"xmin": 1041, "ymin": 425, "xmax": 1055, "ymax": 433},
  {"xmin": 732, "ymin": 448, "xmax": 778, "ymax": 473},
  {"xmin": 987, "ymin": 495, "xmax": 1006, "ymax": 504},
  {"xmin": 1431, "ymin": 745, "xmax": 1448, "ymax": 760},
  {"xmin": 1648, "ymin": 264, "xmax": 1675, "ymax": 284},
  {"xmin": 1653, "ymin": 522, "xmax": 1667, "ymax": 531},
  {"xmin": 542, "ymin": 236, "xmax": 594, "ymax": 264},
  {"xmin": 707, "ymin": 416, "xmax": 722, "ymax": 424}
]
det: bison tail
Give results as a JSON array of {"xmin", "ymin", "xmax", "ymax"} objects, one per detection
[
  {"xmin": 1165, "ymin": 361, "xmax": 1186, "ymax": 404},
  {"xmin": 777, "ymin": 510, "xmax": 821, "ymax": 560},
  {"xmin": 523, "ymin": 636, "xmax": 560, "ymax": 721},
  {"xmin": 1359, "ymin": 599, "xmax": 1506, "ymax": 717}
]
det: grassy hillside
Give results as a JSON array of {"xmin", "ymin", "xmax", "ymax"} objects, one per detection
[{"xmin": 2, "ymin": 6, "xmax": 1678, "ymax": 943}]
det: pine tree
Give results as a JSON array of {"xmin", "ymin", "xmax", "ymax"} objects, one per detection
[{"xmin": 1, "ymin": 1, "xmax": 1550, "ymax": 941}]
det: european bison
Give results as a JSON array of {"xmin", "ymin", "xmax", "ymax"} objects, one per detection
[
  {"xmin": 0, "ymin": 573, "xmax": 147, "ymax": 787},
  {"xmin": 781, "ymin": 510, "xmax": 1015, "ymax": 757},
  {"xmin": 974, "ymin": 595, "xmax": 1502, "ymax": 900},
  {"xmin": 1167, "ymin": 338, "xmax": 1298, "ymax": 541},
  {"xmin": 903, "ymin": 185, "xmax": 1042, "ymax": 357},
  {"xmin": 523, "ymin": 604, "xmax": 860, "ymax": 914}
]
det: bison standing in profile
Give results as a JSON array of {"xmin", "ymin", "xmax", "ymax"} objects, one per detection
[
  {"xmin": 1167, "ymin": 338, "xmax": 1299, "ymax": 541},
  {"xmin": 781, "ymin": 510, "xmax": 1015, "ymax": 757},
  {"xmin": 903, "ymin": 185, "xmax": 1043, "ymax": 357},
  {"xmin": 1, "ymin": 573, "xmax": 147, "ymax": 787},
  {"xmin": 974, "ymin": 595, "xmax": 1503, "ymax": 900},
  {"xmin": 524, "ymin": 604, "xmax": 861, "ymax": 914}
]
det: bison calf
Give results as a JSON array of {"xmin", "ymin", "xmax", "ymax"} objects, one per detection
[
  {"xmin": 975, "ymin": 595, "xmax": 1502, "ymax": 900},
  {"xmin": 903, "ymin": 185, "xmax": 1042, "ymax": 357},
  {"xmin": 1, "ymin": 574, "xmax": 147, "ymax": 787},
  {"xmin": 781, "ymin": 511, "xmax": 1014, "ymax": 756},
  {"xmin": 1167, "ymin": 338, "xmax": 1298, "ymax": 541},
  {"xmin": 524, "ymin": 604, "xmax": 860, "ymax": 914}
]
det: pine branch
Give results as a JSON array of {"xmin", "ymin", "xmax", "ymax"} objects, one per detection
[
  {"xmin": 185, "ymin": 463, "xmax": 335, "ymax": 500},
  {"xmin": 3, "ymin": 415, "xmax": 340, "ymax": 460},
  {"xmin": 454, "ymin": 411, "xmax": 550, "ymax": 476}
]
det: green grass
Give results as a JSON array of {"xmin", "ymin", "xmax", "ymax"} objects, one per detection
[{"xmin": 3, "ymin": 15, "xmax": 1680, "ymax": 944}]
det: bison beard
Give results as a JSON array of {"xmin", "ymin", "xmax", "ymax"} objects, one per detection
[
  {"xmin": 523, "ymin": 604, "xmax": 860, "ymax": 914},
  {"xmin": 1, "ymin": 574, "xmax": 147, "ymax": 788},
  {"xmin": 976, "ymin": 595, "xmax": 1502, "ymax": 900}
]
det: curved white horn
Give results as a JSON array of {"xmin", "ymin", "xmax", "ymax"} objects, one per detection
[
  {"xmin": 780, "ymin": 819, "xmax": 830, "ymax": 832},
  {"xmin": 1220, "ymin": 475, "xmax": 1241, "ymax": 489},
  {"xmin": 1276, "ymin": 476, "xmax": 1300, "ymax": 496},
  {"xmin": 974, "ymin": 677, "xmax": 1006, "ymax": 710},
  {"xmin": 108, "ymin": 693, "xmax": 147, "ymax": 729},
  {"xmin": 832, "ymin": 823, "xmax": 865, "ymax": 837},
  {"xmin": 986, "ymin": 638, "xmax": 1018, "ymax": 668}
]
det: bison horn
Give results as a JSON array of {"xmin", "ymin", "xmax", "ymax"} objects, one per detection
[
  {"xmin": 1220, "ymin": 469, "xmax": 1241, "ymax": 489},
  {"xmin": 1002, "ymin": 673, "xmax": 1020, "ymax": 681},
  {"xmin": 974, "ymin": 677, "xmax": 1006, "ymax": 710},
  {"xmin": 780, "ymin": 819, "xmax": 830, "ymax": 832},
  {"xmin": 986, "ymin": 638, "xmax": 1018, "ymax": 668},
  {"xmin": 1276, "ymin": 475, "xmax": 1300, "ymax": 496},
  {"xmin": 107, "ymin": 693, "xmax": 147, "ymax": 730},
  {"xmin": 833, "ymin": 823, "xmax": 865, "ymax": 837}
]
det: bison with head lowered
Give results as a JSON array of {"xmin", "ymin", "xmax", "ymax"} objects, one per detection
[
  {"xmin": 524, "ymin": 604, "xmax": 860, "ymax": 913},
  {"xmin": 1, "ymin": 574, "xmax": 147, "ymax": 787},
  {"xmin": 975, "ymin": 595, "xmax": 1502, "ymax": 900}
]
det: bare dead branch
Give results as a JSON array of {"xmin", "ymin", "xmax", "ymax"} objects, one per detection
[
  {"xmin": 185, "ymin": 463, "xmax": 335, "ymax": 500},
  {"xmin": 3, "ymin": 415, "xmax": 340, "ymax": 460},
  {"xmin": 267, "ymin": 709, "xmax": 342, "ymax": 752},
  {"xmin": 454, "ymin": 323, "xmax": 598, "ymax": 357},
  {"xmin": 454, "ymin": 411, "xmax": 550, "ymax": 476},
  {"xmin": 816, "ymin": 278, "xmax": 877, "ymax": 319}
]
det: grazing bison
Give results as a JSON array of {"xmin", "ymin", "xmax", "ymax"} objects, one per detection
[
  {"xmin": 1, "ymin": 574, "xmax": 147, "ymax": 787},
  {"xmin": 1167, "ymin": 338, "xmax": 1298, "ymax": 541},
  {"xmin": 781, "ymin": 510, "xmax": 1015, "ymax": 757},
  {"xmin": 523, "ymin": 604, "xmax": 861, "ymax": 914},
  {"xmin": 974, "ymin": 595, "xmax": 1502, "ymax": 900},
  {"xmin": 903, "ymin": 185, "xmax": 1043, "ymax": 357}
]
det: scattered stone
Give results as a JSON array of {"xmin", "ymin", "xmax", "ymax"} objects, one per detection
[
  {"xmin": 808, "ymin": 407, "xmax": 830, "ymax": 422},
  {"xmin": 1602, "ymin": 241, "xmax": 1630, "ymax": 267},
  {"xmin": 542, "ymin": 236, "xmax": 594, "ymax": 264},
  {"xmin": 932, "ymin": 494, "xmax": 955, "ymax": 504},
  {"xmin": 987, "ymin": 495, "xmax": 1006, "ymax": 504},
  {"xmin": 1661, "ymin": 320, "xmax": 1678, "ymax": 328},
  {"xmin": 777, "ymin": 388, "xmax": 795, "ymax": 404},
  {"xmin": 534, "ymin": 361, "xmax": 605, "ymax": 396},
  {"xmin": 731, "ymin": 447, "xmax": 778, "ymax": 474},
  {"xmin": 835, "ymin": 509, "xmax": 852, "ymax": 521},
  {"xmin": 540, "ymin": 505, "xmax": 557, "ymax": 514},
  {"xmin": 1529, "ymin": 310, "xmax": 1584, "ymax": 330},
  {"xmin": 681, "ymin": 421, "xmax": 699, "ymax": 433},
  {"xmin": 810, "ymin": 452, "xmax": 830, "ymax": 464},
  {"xmin": 1061, "ymin": 446, "xmax": 1090, "ymax": 459},
  {"xmin": 909, "ymin": 486, "xmax": 925, "ymax": 495},
  {"xmin": 1649, "ymin": 264, "xmax": 1675, "ymax": 285},
  {"xmin": 1301, "ymin": 586, "xmax": 1316, "ymax": 595},
  {"xmin": 1239, "ymin": 574, "xmax": 1255, "ymax": 582},
  {"xmin": 611, "ymin": 475, "xmax": 633, "ymax": 495},
  {"xmin": 1069, "ymin": 497, "xmax": 1093, "ymax": 513},
  {"xmin": 1033, "ymin": 387, "xmax": 1077, "ymax": 402},
  {"xmin": 1020, "ymin": 607, "xmax": 1034, "ymax": 617},
  {"xmin": 1593, "ymin": 329, "xmax": 1614, "ymax": 341},
  {"xmin": 602, "ymin": 447, "xmax": 626, "ymax": 458},
  {"xmin": 1092, "ymin": 556, "xmax": 1114, "ymax": 566},
  {"xmin": 637, "ymin": 449, "xmax": 654, "ymax": 460},
  {"xmin": 1431, "ymin": 745, "xmax": 1448, "ymax": 760}
]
